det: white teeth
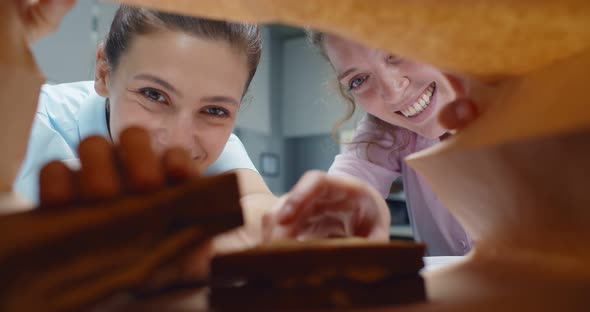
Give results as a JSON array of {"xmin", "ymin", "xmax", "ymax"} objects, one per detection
[
  {"xmin": 412, "ymin": 102, "xmax": 423, "ymax": 112},
  {"xmin": 399, "ymin": 84, "xmax": 435, "ymax": 117}
]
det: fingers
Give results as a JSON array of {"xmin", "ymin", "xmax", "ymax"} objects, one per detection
[
  {"xmin": 266, "ymin": 172, "xmax": 386, "ymax": 241},
  {"xmin": 25, "ymin": 0, "xmax": 76, "ymax": 43},
  {"xmin": 439, "ymin": 72, "xmax": 508, "ymax": 132},
  {"xmin": 77, "ymin": 136, "xmax": 121, "ymax": 202},
  {"xmin": 352, "ymin": 194, "xmax": 390, "ymax": 240},
  {"xmin": 277, "ymin": 170, "xmax": 331, "ymax": 224},
  {"xmin": 39, "ymin": 160, "xmax": 76, "ymax": 207},
  {"xmin": 45, "ymin": 127, "xmax": 195, "ymax": 206},
  {"xmin": 162, "ymin": 147, "xmax": 198, "ymax": 184},
  {"xmin": 280, "ymin": 172, "xmax": 374, "ymax": 227},
  {"xmin": 118, "ymin": 127, "xmax": 164, "ymax": 193},
  {"xmin": 279, "ymin": 170, "xmax": 362, "ymax": 224},
  {"xmin": 261, "ymin": 195, "xmax": 290, "ymax": 241},
  {"xmin": 438, "ymin": 98, "xmax": 479, "ymax": 131},
  {"xmin": 442, "ymin": 72, "xmax": 469, "ymax": 98}
]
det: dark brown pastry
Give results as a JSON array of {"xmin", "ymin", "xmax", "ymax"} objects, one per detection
[
  {"xmin": 209, "ymin": 239, "xmax": 426, "ymax": 311},
  {"xmin": 0, "ymin": 173, "xmax": 243, "ymax": 312}
]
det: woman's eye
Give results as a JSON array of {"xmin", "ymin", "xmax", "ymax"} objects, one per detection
[
  {"xmin": 204, "ymin": 107, "xmax": 230, "ymax": 117},
  {"xmin": 140, "ymin": 88, "xmax": 167, "ymax": 103},
  {"xmin": 349, "ymin": 75, "xmax": 368, "ymax": 90}
]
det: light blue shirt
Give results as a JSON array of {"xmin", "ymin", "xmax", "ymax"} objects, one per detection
[{"xmin": 14, "ymin": 81, "xmax": 257, "ymax": 203}]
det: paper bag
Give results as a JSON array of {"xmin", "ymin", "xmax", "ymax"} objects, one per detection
[{"xmin": 111, "ymin": 0, "xmax": 590, "ymax": 310}]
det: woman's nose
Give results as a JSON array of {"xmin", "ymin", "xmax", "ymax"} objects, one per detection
[
  {"xmin": 158, "ymin": 117, "xmax": 202, "ymax": 160},
  {"xmin": 380, "ymin": 74, "xmax": 410, "ymax": 102}
]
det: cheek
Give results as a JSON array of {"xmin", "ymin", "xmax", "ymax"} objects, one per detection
[
  {"xmin": 197, "ymin": 124, "xmax": 234, "ymax": 167},
  {"xmin": 420, "ymin": 121, "xmax": 447, "ymax": 139},
  {"xmin": 435, "ymin": 79, "xmax": 458, "ymax": 110},
  {"xmin": 418, "ymin": 69, "xmax": 458, "ymax": 108},
  {"xmin": 109, "ymin": 98, "xmax": 160, "ymax": 141},
  {"xmin": 408, "ymin": 64, "xmax": 457, "ymax": 100},
  {"xmin": 354, "ymin": 89, "xmax": 391, "ymax": 119}
]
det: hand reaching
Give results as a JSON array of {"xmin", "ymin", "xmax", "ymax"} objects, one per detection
[{"xmin": 262, "ymin": 171, "xmax": 391, "ymax": 242}]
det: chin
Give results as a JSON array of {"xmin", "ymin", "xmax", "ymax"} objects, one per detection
[{"xmin": 414, "ymin": 123, "xmax": 447, "ymax": 139}]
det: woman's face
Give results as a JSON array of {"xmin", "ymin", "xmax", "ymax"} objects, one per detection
[
  {"xmin": 324, "ymin": 34, "xmax": 462, "ymax": 138},
  {"xmin": 95, "ymin": 30, "xmax": 248, "ymax": 172}
]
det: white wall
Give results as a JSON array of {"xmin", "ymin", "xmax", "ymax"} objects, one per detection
[
  {"xmin": 281, "ymin": 37, "xmax": 364, "ymax": 138},
  {"xmin": 235, "ymin": 27, "xmax": 288, "ymax": 193},
  {"xmin": 32, "ymin": 1, "xmax": 118, "ymax": 83},
  {"xmin": 235, "ymin": 28, "xmax": 272, "ymax": 133}
]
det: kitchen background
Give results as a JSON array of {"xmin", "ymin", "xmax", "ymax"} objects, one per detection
[{"xmin": 32, "ymin": 0, "xmax": 412, "ymax": 240}]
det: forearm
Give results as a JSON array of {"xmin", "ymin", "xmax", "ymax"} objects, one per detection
[
  {"xmin": 365, "ymin": 185, "xmax": 392, "ymax": 240},
  {"xmin": 241, "ymin": 192, "xmax": 279, "ymax": 239}
]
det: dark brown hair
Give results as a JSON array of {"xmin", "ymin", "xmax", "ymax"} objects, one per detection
[
  {"xmin": 104, "ymin": 5, "xmax": 262, "ymax": 92},
  {"xmin": 307, "ymin": 30, "xmax": 409, "ymax": 161}
]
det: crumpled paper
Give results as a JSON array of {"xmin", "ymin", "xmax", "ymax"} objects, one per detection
[
  {"xmin": 108, "ymin": 3, "xmax": 590, "ymax": 310},
  {"xmin": 2, "ymin": 0, "xmax": 588, "ymax": 309}
]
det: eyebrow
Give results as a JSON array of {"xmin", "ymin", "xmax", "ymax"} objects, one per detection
[
  {"xmin": 202, "ymin": 96, "xmax": 240, "ymax": 107},
  {"xmin": 134, "ymin": 74, "xmax": 182, "ymax": 97},
  {"xmin": 337, "ymin": 68, "xmax": 358, "ymax": 81}
]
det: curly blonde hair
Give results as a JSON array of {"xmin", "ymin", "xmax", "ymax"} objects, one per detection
[{"xmin": 306, "ymin": 30, "xmax": 410, "ymax": 162}]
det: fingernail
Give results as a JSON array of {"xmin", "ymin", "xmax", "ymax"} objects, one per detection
[
  {"xmin": 292, "ymin": 182, "xmax": 314, "ymax": 199},
  {"xmin": 277, "ymin": 204, "xmax": 295, "ymax": 222}
]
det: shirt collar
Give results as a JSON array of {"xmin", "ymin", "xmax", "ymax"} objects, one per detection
[{"xmin": 77, "ymin": 90, "xmax": 110, "ymax": 141}]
